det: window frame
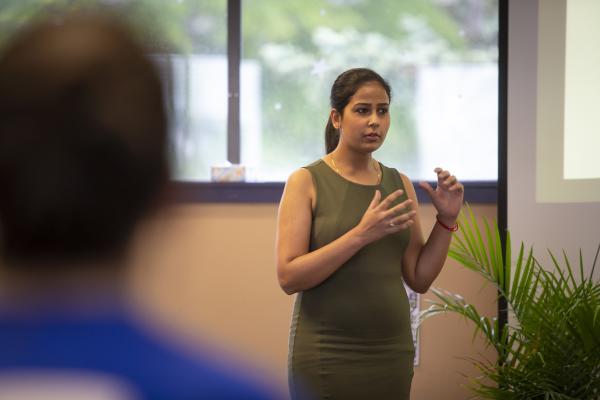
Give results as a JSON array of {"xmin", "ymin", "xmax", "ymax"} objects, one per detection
[
  {"xmin": 172, "ymin": 181, "xmax": 498, "ymax": 204},
  {"xmin": 172, "ymin": 0, "xmax": 503, "ymax": 205}
]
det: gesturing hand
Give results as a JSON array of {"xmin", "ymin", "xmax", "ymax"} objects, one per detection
[
  {"xmin": 419, "ymin": 168, "xmax": 464, "ymax": 225},
  {"xmin": 354, "ymin": 189, "xmax": 417, "ymax": 245}
]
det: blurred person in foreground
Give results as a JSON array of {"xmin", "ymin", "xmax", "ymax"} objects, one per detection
[{"xmin": 0, "ymin": 11, "xmax": 276, "ymax": 400}]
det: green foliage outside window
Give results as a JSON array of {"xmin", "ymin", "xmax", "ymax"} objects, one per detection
[{"xmin": 0, "ymin": 0, "xmax": 498, "ymax": 181}]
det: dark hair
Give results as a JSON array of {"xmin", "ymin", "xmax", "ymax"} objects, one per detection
[
  {"xmin": 0, "ymin": 12, "xmax": 168, "ymax": 267},
  {"xmin": 325, "ymin": 68, "xmax": 391, "ymax": 153}
]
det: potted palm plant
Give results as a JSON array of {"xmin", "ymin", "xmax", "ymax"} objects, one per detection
[{"xmin": 420, "ymin": 206, "xmax": 600, "ymax": 399}]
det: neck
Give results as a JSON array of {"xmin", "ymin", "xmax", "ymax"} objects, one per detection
[
  {"xmin": 330, "ymin": 147, "xmax": 374, "ymax": 172},
  {"xmin": 328, "ymin": 147, "xmax": 381, "ymax": 185}
]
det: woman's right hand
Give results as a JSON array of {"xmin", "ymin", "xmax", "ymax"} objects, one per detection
[{"xmin": 353, "ymin": 189, "xmax": 416, "ymax": 245}]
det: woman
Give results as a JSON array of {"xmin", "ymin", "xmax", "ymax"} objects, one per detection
[{"xmin": 276, "ymin": 68, "xmax": 464, "ymax": 400}]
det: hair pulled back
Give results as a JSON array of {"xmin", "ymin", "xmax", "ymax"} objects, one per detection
[{"xmin": 325, "ymin": 68, "xmax": 391, "ymax": 153}]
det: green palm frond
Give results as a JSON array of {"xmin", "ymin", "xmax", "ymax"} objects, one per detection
[{"xmin": 420, "ymin": 204, "xmax": 600, "ymax": 399}]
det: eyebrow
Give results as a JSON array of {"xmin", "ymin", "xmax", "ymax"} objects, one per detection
[{"xmin": 353, "ymin": 102, "xmax": 389, "ymax": 106}]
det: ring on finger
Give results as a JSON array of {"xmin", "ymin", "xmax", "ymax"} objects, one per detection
[{"xmin": 389, "ymin": 221, "xmax": 395, "ymax": 227}]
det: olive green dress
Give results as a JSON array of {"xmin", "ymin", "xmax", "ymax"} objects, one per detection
[{"xmin": 288, "ymin": 159, "xmax": 415, "ymax": 400}]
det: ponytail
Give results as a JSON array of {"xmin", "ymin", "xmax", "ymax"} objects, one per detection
[{"xmin": 325, "ymin": 118, "xmax": 339, "ymax": 154}]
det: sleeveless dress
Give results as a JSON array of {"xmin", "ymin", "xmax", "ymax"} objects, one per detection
[{"xmin": 288, "ymin": 159, "xmax": 415, "ymax": 400}]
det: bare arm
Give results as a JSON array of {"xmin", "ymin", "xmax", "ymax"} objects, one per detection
[
  {"xmin": 276, "ymin": 168, "xmax": 416, "ymax": 295},
  {"xmin": 401, "ymin": 168, "xmax": 464, "ymax": 294}
]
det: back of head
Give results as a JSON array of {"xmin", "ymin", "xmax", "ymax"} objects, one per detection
[{"xmin": 0, "ymin": 12, "xmax": 168, "ymax": 267}]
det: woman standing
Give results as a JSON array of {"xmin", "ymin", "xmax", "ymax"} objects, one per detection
[{"xmin": 276, "ymin": 68, "xmax": 464, "ymax": 399}]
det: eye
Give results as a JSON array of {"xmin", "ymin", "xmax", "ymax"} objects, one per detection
[
  {"xmin": 377, "ymin": 107, "xmax": 389, "ymax": 115},
  {"xmin": 355, "ymin": 107, "xmax": 369, "ymax": 114}
]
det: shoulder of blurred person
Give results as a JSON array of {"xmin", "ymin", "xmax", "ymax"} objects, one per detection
[
  {"xmin": 0, "ymin": 10, "xmax": 278, "ymax": 400},
  {"xmin": 0, "ymin": 304, "xmax": 278, "ymax": 399}
]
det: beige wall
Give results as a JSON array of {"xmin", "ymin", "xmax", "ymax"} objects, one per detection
[{"xmin": 128, "ymin": 202, "xmax": 497, "ymax": 399}]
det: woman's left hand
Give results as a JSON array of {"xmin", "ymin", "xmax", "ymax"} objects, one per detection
[{"xmin": 419, "ymin": 167, "xmax": 464, "ymax": 225}]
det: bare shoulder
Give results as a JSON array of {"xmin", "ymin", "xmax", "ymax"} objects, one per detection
[
  {"xmin": 395, "ymin": 170, "xmax": 419, "ymax": 204},
  {"xmin": 285, "ymin": 168, "xmax": 315, "ymax": 195},
  {"xmin": 287, "ymin": 167, "xmax": 313, "ymax": 186},
  {"xmin": 393, "ymin": 169, "xmax": 412, "ymax": 189},
  {"xmin": 282, "ymin": 167, "xmax": 315, "ymax": 208}
]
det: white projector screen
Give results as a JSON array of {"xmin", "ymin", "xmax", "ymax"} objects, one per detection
[
  {"xmin": 563, "ymin": 0, "xmax": 600, "ymax": 180},
  {"xmin": 536, "ymin": 0, "xmax": 600, "ymax": 203}
]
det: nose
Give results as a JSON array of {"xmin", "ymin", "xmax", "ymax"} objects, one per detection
[{"xmin": 368, "ymin": 111, "xmax": 380, "ymax": 127}]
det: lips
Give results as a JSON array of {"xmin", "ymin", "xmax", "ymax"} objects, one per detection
[{"xmin": 365, "ymin": 132, "xmax": 380, "ymax": 140}]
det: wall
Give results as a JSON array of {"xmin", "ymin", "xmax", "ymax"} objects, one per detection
[
  {"xmin": 508, "ymin": 0, "xmax": 600, "ymax": 273},
  {"xmin": 128, "ymin": 202, "xmax": 497, "ymax": 399}
]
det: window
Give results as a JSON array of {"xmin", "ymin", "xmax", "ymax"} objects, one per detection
[
  {"xmin": 0, "ymin": 0, "xmax": 499, "ymax": 199},
  {"xmin": 239, "ymin": 0, "xmax": 498, "ymax": 182}
]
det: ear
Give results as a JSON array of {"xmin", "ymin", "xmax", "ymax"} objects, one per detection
[{"xmin": 330, "ymin": 109, "xmax": 342, "ymax": 129}]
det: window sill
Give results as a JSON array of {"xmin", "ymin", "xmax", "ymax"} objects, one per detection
[{"xmin": 171, "ymin": 181, "xmax": 497, "ymax": 204}]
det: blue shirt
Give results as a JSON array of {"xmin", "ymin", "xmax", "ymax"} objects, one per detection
[{"xmin": 0, "ymin": 305, "xmax": 277, "ymax": 400}]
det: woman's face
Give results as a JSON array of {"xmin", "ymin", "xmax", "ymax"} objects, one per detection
[{"xmin": 332, "ymin": 81, "xmax": 390, "ymax": 154}]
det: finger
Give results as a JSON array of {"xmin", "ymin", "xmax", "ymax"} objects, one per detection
[
  {"xmin": 419, "ymin": 181, "xmax": 435, "ymax": 198},
  {"xmin": 438, "ymin": 174, "xmax": 457, "ymax": 191},
  {"xmin": 386, "ymin": 218, "xmax": 415, "ymax": 231},
  {"xmin": 368, "ymin": 190, "xmax": 381, "ymax": 209},
  {"xmin": 447, "ymin": 182, "xmax": 464, "ymax": 193},
  {"xmin": 437, "ymin": 170, "xmax": 450, "ymax": 183},
  {"xmin": 389, "ymin": 210, "xmax": 417, "ymax": 226},
  {"xmin": 433, "ymin": 167, "xmax": 442, "ymax": 174},
  {"xmin": 376, "ymin": 189, "xmax": 404, "ymax": 211},
  {"xmin": 383, "ymin": 199, "xmax": 413, "ymax": 219},
  {"xmin": 442, "ymin": 175, "xmax": 457, "ymax": 187}
]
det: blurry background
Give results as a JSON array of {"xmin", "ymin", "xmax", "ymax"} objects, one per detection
[
  {"xmin": 0, "ymin": 0, "xmax": 498, "ymax": 181},
  {"xmin": 0, "ymin": 1, "xmax": 500, "ymax": 399},
  {"xmin": 2, "ymin": 1, "xmax": 599, "ymax": 398}
]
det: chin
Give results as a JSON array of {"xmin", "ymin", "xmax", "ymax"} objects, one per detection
[
  {"xmin": 363, "ymin": 141, "xmax": 384, "ymax": 153},
  {"xmin": 348, "ymin": 140, "xmax": 384, "ymax": 154}
]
